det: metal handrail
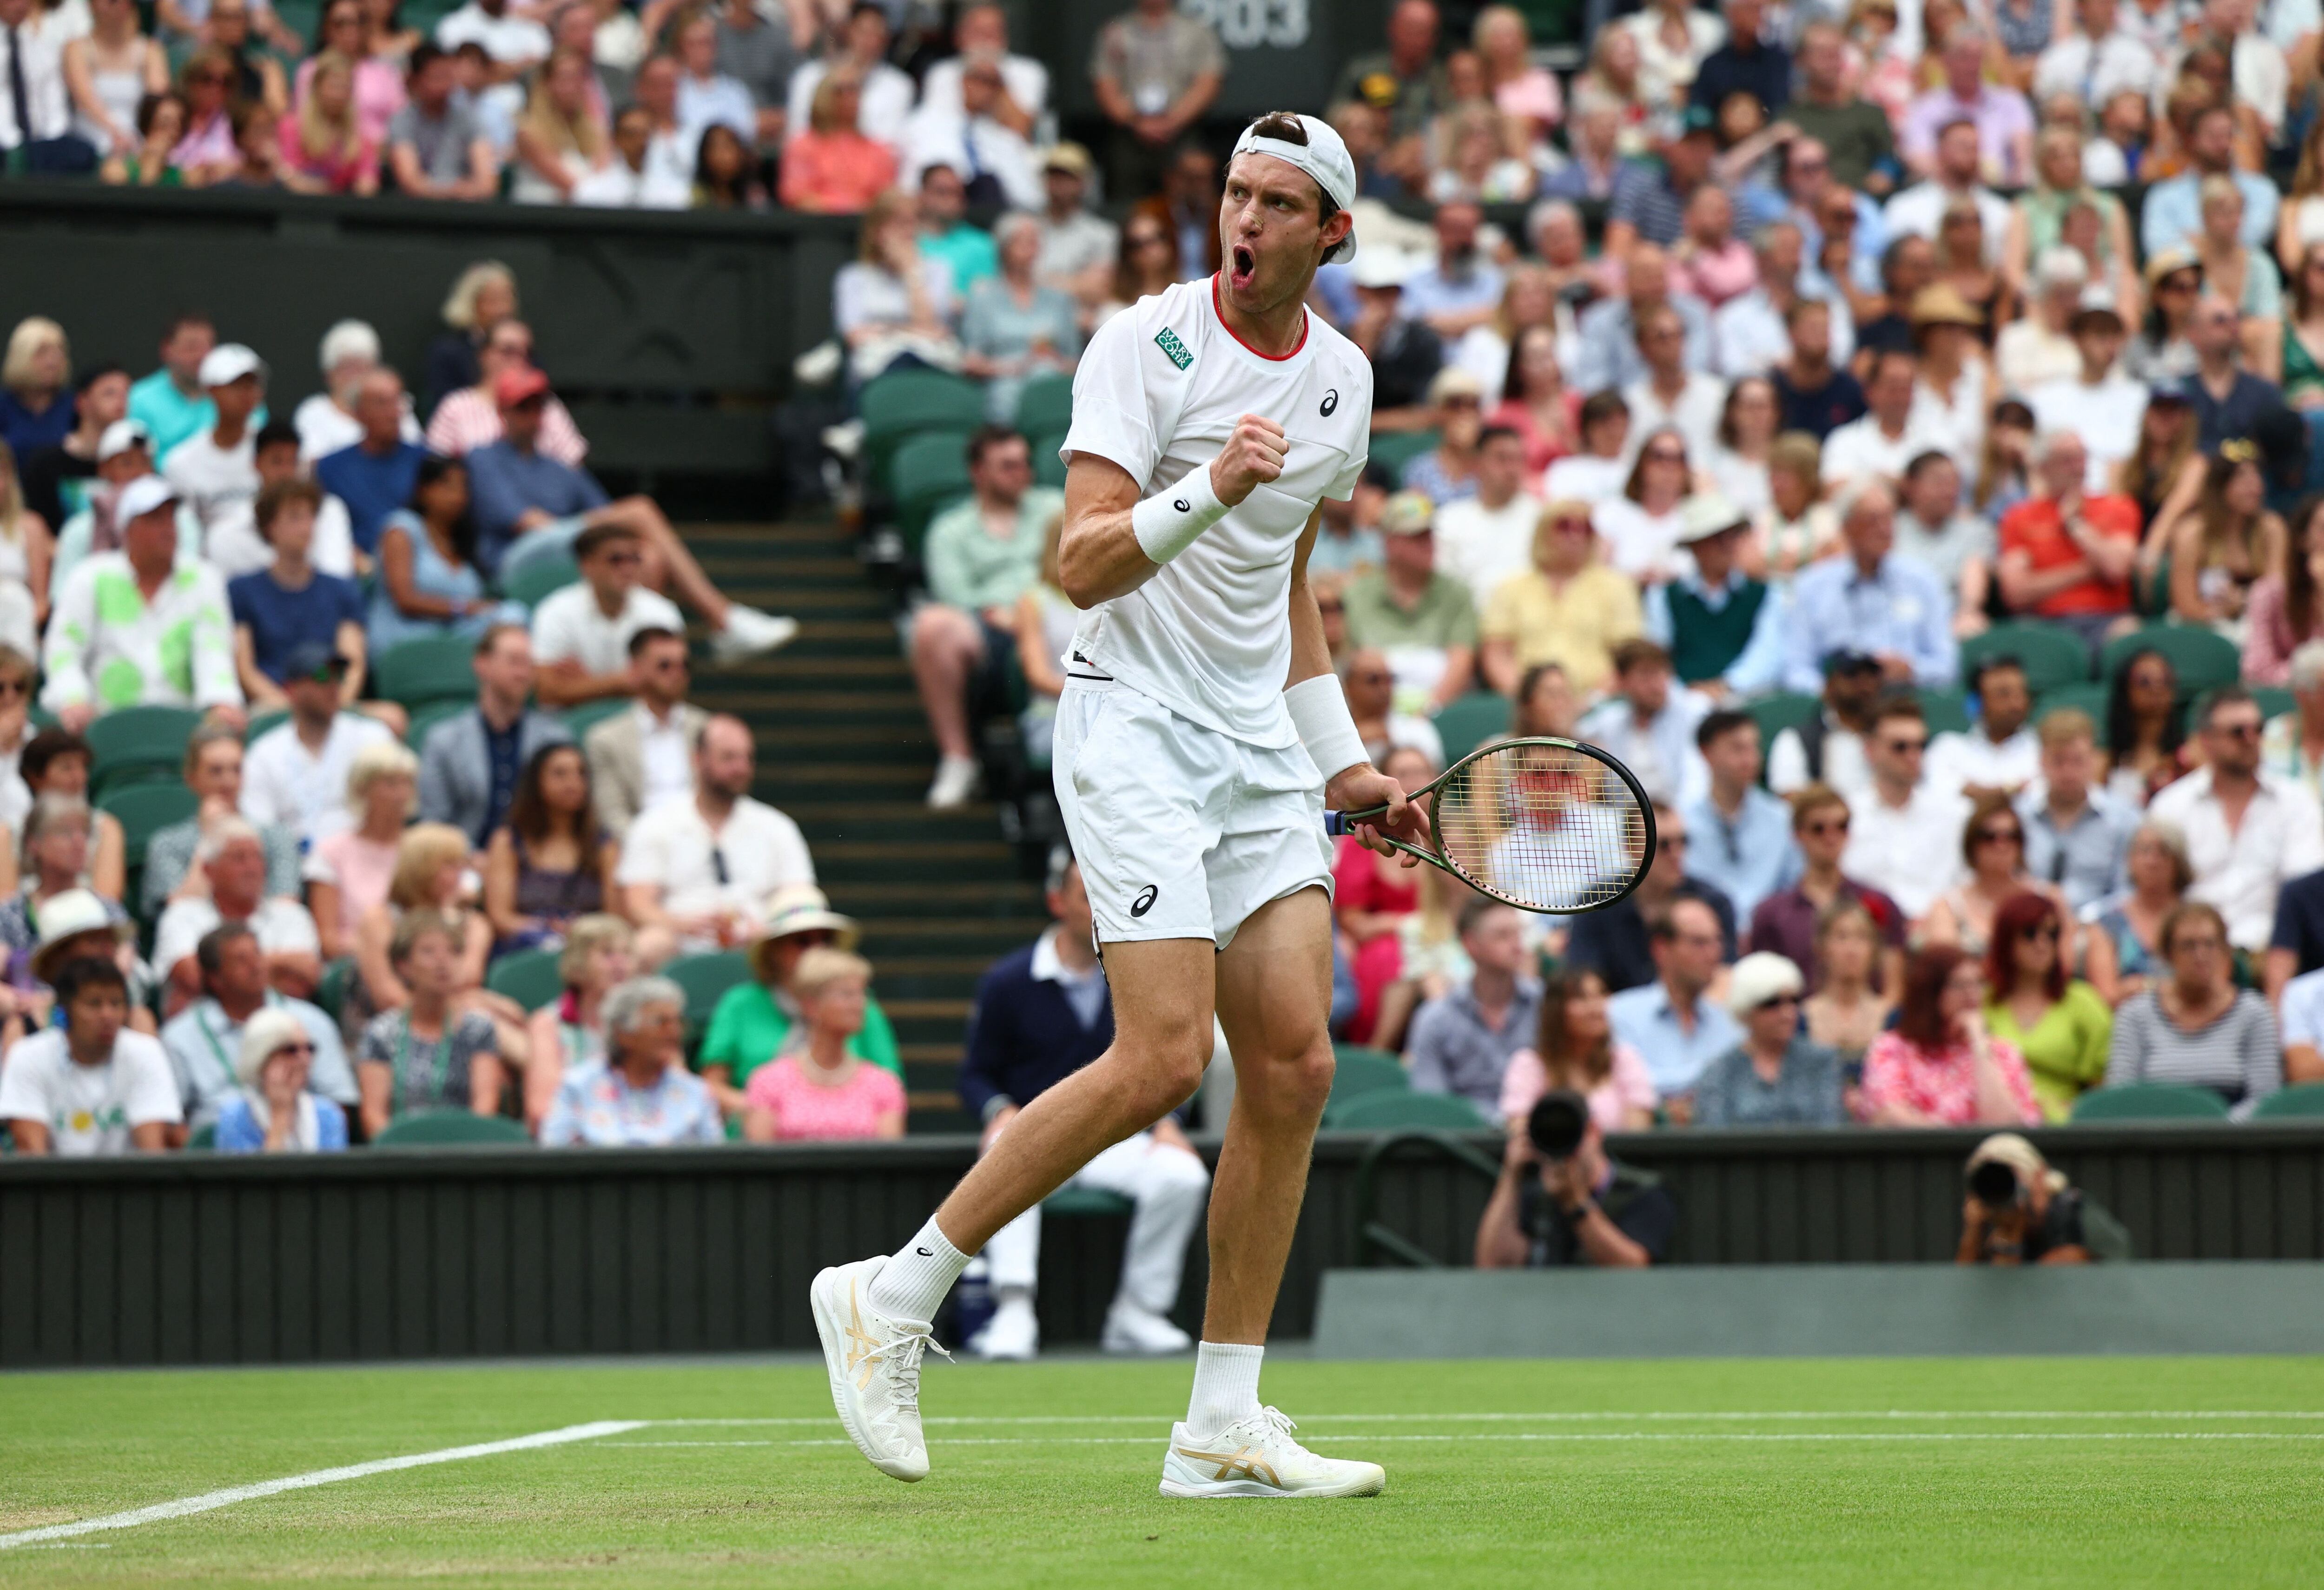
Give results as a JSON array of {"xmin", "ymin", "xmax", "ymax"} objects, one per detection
[{"xmin": 1350, "ymin": 1129, "xmax": 1504, "ymax": 1269}]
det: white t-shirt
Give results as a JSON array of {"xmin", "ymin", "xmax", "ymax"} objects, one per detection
[
  {"xmin": 153, "ymin": 895, "xmax": 321, "ymax": 980},
  {"xmin": 0, "ymin": 1028, "xmax": 180, "ymax": 1155},
  {"xmin": 162, "ymin": 429, "xmax": 257, "ymax": 539},
  {"xmin": 1820, "ymin": 413, "xmax": 1948, "ymax": 492},
  {"xmin": 434, "ymin": 2, "xmax": 549, "ymax": 64},
  {"xmin": 532, "ymin": 584, "xmax": 687, "ymax": 677},
  {"xmin": 634, "ymin": 702, "xmax": 693, "ymax": 815},
  {"xmin": 1620, "ymin": 372, "xmax": 1726, "ymax": 468},
  {"xmin": 918, "ymin": 52, "xmax": 1048, "ymax": 124},
  {"xmin": 1926, "ymin": 727, "xmax": 2040, "ymax": 802},
  {"xmin": 240, "ymin": 713, "xmax": 395, "ymax": 844},
  {"xmin": 615, "ymin": 795, "xmax": 814, "ymax": 924},
  {"xmin": 293, "ymin": 394, "xmax": 424, "ymax": 465},
  {"xmin": 1433, "ymin": 489, "xmax": 1543, "ymax": 612},
  {"xmin": 1542, "ymin": 453, "xmax": 1627, "ymax": 504},
  {"xmin": 1593, "ymin": 498, "xmax": 1688, "ymax": 583},
  {"xmin": 2026, "ymin": 376, "xmax": 2150, "ymax": 495},
  {"xmin": 1059, "ymin": 276, "xmax": 1373, "ymax": 747},
  {"xmin": 1843, "ymin": 782, "xmax": 1971, "ymax": 918}
]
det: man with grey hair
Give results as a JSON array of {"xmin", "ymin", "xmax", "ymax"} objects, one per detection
[
  {"xmin": 1994, "ymin": 247, "xmax": 2088, "ymax": 393},
  {"xmin": 1783, "ymin": 477, "xmax": 1957, "ymax": 693},
  {"xmin": 2260, "ymin": 640, "xmax": 2324, "ymax": 807},
  {"xmin": 153, "ymin": 818, "xmax": 323, "ymax": 1009},
  {"xmin": 293, "ymin": 321, "xmax": 418, "ymax": 463},
  {"xmin": 1713, "ymin": 220, "xmax": 1857, "ymax": 378},
  {"xmin": 1995, "ymin": 429, "xmax": 2140, "ymax": 652},
  {"xmin": 1523, "ymin": 197, "xmax": 1596, "ymax": 304},
  {"xmin": 161, "ymin": 921, "xmax": 355, "ymax": 1135},
  {"xmin": 539, "ymin": 975, "xmax": 723, "ymax": 1146},
  {"xmin": 1573, "ymin": 244, "xmax": 1713, "ymax": 394}
]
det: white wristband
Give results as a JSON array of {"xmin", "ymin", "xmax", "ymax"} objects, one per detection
[
  {"xmin": 1285, "ymin": 673, "xmax": 1370, "ymax": 784},
  {"xmin": 1130, "ymin": 467, "xmax": 1228, "ymax": 566}
]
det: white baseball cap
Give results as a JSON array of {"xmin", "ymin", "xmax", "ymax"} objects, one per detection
[
  {"xmin": 198, "ymin": 343, "xmax": 266, "ymax": 388},
  {"xmin": 96, "ymin": 418, "xmax": 152, "ymax": 462},
  {"xmin": 1231, "ymin": 112, "xmax": 1359, "ymax": 264},
  {"xmin": 114, "ymin": 475, "xmax": 178, "ymax": 524}
]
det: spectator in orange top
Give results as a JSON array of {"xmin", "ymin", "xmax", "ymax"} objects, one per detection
[
  {"xmin": 777, "ymin": 68, "xmax": 897, "ymax": 215},
  {"xmin": 1994, "ymin": 429, "xmax": 2141, "ymax": 656}
]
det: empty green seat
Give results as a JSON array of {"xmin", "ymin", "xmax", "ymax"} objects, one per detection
[
  {"xmin": 2068, "ymin": 1083, "xmax": 2231, "ymax": 1122},
  {"xmin": 860, "ymin": 369, "xmax": 984, "ymax": 483},
  {"xmin": 86, "ymin": 705, "xmax": 202, "ymax": 788},
  {"xmin": 2036, "ymin": 682, "xmax": 2112, "ymax": 744},
  {"xmin": 375, "ymin": 635, "xmax": 479, "ymax": 709},
  {"xmin": 1915, "ymin": 686, "xmax": 1972, "ymax": 736},
  {"xmin": 890, "ymin": 431, "xmax": 974, "ymax": 554},
  {"xmin": 2253, "ymin": 686, "xmax": 2295, "ymax": 724},
  {"xmin": 185, "ymin": 1121, "xmax": 217, "ymax": 1150},
  {"xmin": 1031, "ymin": 431, "xmax": 1069, "ymax": 490},
  {"xmin": 2249, "ymin": 1084, "xmax": 2324, "ymax": 1119},
  {"xmin": 372, "ymin": 1110, "xmax": 534, "ymax": 1147},
  {"xmin": 666, "ymin": 950, "xmax": 752, "ymax": 1026},
  {"xmin": 1432, "ymin": 691, "xmax": 1512, "ymax": 765},
  {"xmin": 1958, "ymin": 622, "xmax": 2092, "ymax": 694},
  {"xmin": 1743, "ymin": 693, "xmax": 1821, "ymax": 771},
  {"xmin": 1328, "ymin": 1046, "xmax": 1410, "ymax": 1109},
  {"xmin": 1325, "ymin": 1090, "xmax": 1486, "ymax": 1130},
  {"xmin": 404, "ymin": 701, "xmax": 472, "ymax": 759},
  {"xmin": 560, "ymin": 699, "xmax": 632, "ymax": 741},
  {"xmin": 99, "ymin": 783, "xmax": 198, "ymax": 870},
  {"xmin": 504, "ymin": 551, "xmax": 580, "ymax": 608},
  {"xmin": 486, "ymin": 948, "xmax": 564, "ymax": 1013},
  {"xmin": 1012, "ymin": 374, "xmax": 1073, "ymax": 438},
  {"xmin": 1043, "ymin": 1187, "xmax": 1133, "ymax": 1217},
  {"xmin": 1365, "ymin": 429, "xmax": 1439, "ymax": 478},
  {"xmin": 2098, "ymin": 624, "xmax": 2241, "ymax": 696},
  {"xmin": 243, "ymin": 707, "xmax": 290, "ymax": 745}
]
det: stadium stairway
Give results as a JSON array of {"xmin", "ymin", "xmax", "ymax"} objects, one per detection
[{"xmin": 683, "ymin": 521, "xmax": 1044, "ymax": 1134}]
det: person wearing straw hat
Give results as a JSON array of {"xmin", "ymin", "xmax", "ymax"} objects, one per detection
[
  {"xmin": 210, "ymin": 1005, "xmax": 350, "ymax": 1153},
  {"xmin": 1907, "ymin": 281, "xmax": 1997, "ymax": 478},
  {"xmin": 696, "ymin": 883, "xmax": 898, "ymax": 1120},
  {"xmin": 1643, "ymin": 492, "xmax": 1784, "ymax": 698},
  {"xmin": 1691, "ymin": 952, "xmax": 1845, "ymax": 1127},
  {"xmin": 1027, "ymin": 141, "xmax": 1117, "ymax": 316},
  {"xmin": 1955, "ymin": 1131, "xmax": 2131, "ymax": 1263}
]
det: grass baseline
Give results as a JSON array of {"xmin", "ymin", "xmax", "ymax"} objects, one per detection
[{"xmin": 0, "ymin": 1356, "xmax": 2319, "ymax": 1588}]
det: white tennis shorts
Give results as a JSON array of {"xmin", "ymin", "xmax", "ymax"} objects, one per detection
[{"xmin": 1054, "ymin": 679, "xmax": 1334, "ymax": 949}]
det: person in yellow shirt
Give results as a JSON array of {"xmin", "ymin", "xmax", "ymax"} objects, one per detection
[{"xmin": 1477, "ymin": 498, "xmax": 1643, "ymax": 699}]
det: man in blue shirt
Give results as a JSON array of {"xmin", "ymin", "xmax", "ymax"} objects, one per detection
[
  {"xmin": 461, "ymin": 365, "xmax": 796, "ymax": 661},
  {"xmin": 1572, "ymin": 244, "xmax": 1714, "ymax": 395},
  {"xmin": 129, "ymin": 314, "xmax": 271, "ymax": 463},
  {"xmin": 2138, "ymin": 105, "xmax": 2278, "ymax": 258},
  {"xmin": 2179, "ymin": 302, "xmax": 2285, "ymax": 455},
  {"xmin": 1398, "ymin": 199, "xmax": 1505, "ymax": 341},
  {"xmin": 1607, "ymin": 896, "xmax": 1742, "ymax": 1105},
  {"xmin": 313, "ymin": 369, "xmax": 424, "ymax": 562},
  {"xmin": 1783, "ymin": 479, "xmax": 1957, "ymax": 693},
  {"xmin": 956, "ymin": 846, "xmax": 1208, "ymax": 1361},
  {"xmin": 1684, "ymin": 709, "xmax": 1802, "ymax": 921}
]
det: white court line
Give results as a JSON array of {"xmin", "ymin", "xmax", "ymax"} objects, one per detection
[
  {"xmin": 0, "ymin": 1421, "xmax": 645, "ymax": 1551},
  {"xmin": 606, "ymin": 1432, "xmax": 2324, "ymax": 1449},
  {"xmin": 648, "ymin": 1409, "xmax": 2324, "ymax": 1427}
]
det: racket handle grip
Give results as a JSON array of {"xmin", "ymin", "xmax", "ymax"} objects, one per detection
[{"xmin": 1324, "ymin": 810, "xmax": 1350, "ymax": 837}]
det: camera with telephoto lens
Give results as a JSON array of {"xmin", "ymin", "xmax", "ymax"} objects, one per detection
[
  {"xmin": 1968, "ymin": 1158, "xmax": 2026, "ymax": 1212},
  {"xmin": 1526, "ymin": 1092, "xmax": 1589, "ymax": 1163}
]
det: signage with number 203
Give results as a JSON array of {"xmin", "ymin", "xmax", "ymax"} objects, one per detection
[{"xmin": 1178, "ymin": 0, "xmax": 1309, "ymax": 49}]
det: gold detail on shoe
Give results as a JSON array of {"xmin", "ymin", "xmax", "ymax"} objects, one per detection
[
  {"xmin": 1175, "ymin": 1445, "xmax": 1283, "ymax": 1488},
  {"xmin": 844, "ymin": 1282, "xmax": 882, "ymax": 1391}
]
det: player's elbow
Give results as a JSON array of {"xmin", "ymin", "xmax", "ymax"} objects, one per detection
[{"xmin": 1056, "ymin": 530, "xmax": 1126, "ymax": 608}]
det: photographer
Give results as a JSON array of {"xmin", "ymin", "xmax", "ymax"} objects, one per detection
[
  {"xmin": 1954, "ymin": 1133, "xmax": 2133, "ymax": 1267},
  {"xmin": 1475, "ymin": 1091, "xmax": 1676, "ymax": 1269}
]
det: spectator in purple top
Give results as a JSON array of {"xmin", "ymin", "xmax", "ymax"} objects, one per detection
[{"xmin": 1901, "ymin": 27, "xmax": 2033, "ymax": 187}]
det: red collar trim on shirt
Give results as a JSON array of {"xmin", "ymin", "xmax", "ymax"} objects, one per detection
[{"xmin": 1210, "ymin": 274, "xmax": 1307, "ymax": 361}]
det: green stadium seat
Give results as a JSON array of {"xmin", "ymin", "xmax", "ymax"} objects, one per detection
[
  {"xmin": 315, "ymin": 956, "xmax": 357, "ymax": 1026},
  {"xmin": 1431, "ymin": 691, "xmax": 1512, "ymax": 764},
  {"xmin": 1043, "ymin": 1187, "xmax": 1133, "ymax": 1217},
  {"xmin": 185, "ymin": 1121, "xmax": 217, "ymax": 1150},
  {"xmin": 1743, "ymin": 693, "xmax": 1821, "ymax": 777},
  {"xmin": 860, "ymin": 369, "xmax": 984, "ymax": 483},
  {"xmin": 1959, "ymin": 621, "xmax": 2092, "ymax": 694},
  {"xmin": 85, "ymin": 705, "xmax": 202, "ymax": 789},
  {"xmin": 891, "ymin": 431, "xmax": 974, "ymax": 554},
  {"xmin": 1915, "ymin": 687, "xmax": 1972, "ymax": 736},
  {"xmin": 665, "ymin": 950, "xmax": 752, "ymax": 1026},
  {"xmin": 2036, "ymin": 682, "xmax": 2112, "ymax": 744},
  {"xmin": 2098, "ymin": 624, "xmax": 2241, "ymax": 696},
  {"xmin": 560, "ymin": 699, "xmax": 631, "ymax": 741},
  {"xmin": 1328, "ymin": 1045, "xmax": 1410, "ymax": 1110},
  {"xmin": 2068, "ymin": 1083, "xmax": 2231, "ymax": 1122},
  {"xmin": 486, "ymin": 948, "xmax": 564, "ymax": 1013},
  {"xmin": 404, "ymin": 700, "xmax": 471, "ymax": 755},
  {"xmin": 1031, "ymin": 431, "xmax": 1069, "ymax": 490},
  {"xmin": 503, "ymin": 551, "xmax": 580, "ymax": 609},
  {"xmin": 244, "ymin": 707, "xmax": 290, "ymax": 745},
  {"xmin": 1013, "ymin": 374, "xmax": 1073, "ymax": 438},
  {"xmin": 99, "ymin": 783, "xmax": 197, "ymax": 871},
  {"xmin": 372, "ymin": 1110, "xmax": 535, "ymax": 1147},
  {"xmin": 1325, "ymin": 1090, "xmax": 1486, "ymax": 1130},
  {"xmin": 375, "ymin": 635, "xmax": 479, "ymax": 709},
  {"xmin": 2253, "ymin": 686, "xmax": 2295, "ymax": 723},
  {"xmin": 2249, "ymin": 1084, "xmax": 2324, "ymax": 1119},
  {"xmin": 1365, "ymin": 429, "xmax": 1438, "ymax": 479}
]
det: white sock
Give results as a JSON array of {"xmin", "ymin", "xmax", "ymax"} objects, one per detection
[
  {"xmin": 866, "ymin": 1217, "xmax": 969, "ymax": 1324},
  {"xmin": 1185, "ymin": 1342, "xmax": 1264, "ymax": 1437}
]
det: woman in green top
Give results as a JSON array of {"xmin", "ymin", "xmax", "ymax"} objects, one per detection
[
  {"xmin": 696, "ymin": 885, "xmax": 900, "ymax": 1118},
  {"xmin": 1983, "ymin": 891, "xmax": 2113, "ymax": 1123}
]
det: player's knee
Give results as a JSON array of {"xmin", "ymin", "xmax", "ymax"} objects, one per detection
[
  {"xmin": 1239, "ymin": 1039, "xmax": 1334, "ymax": 1120},
  {"xmin": 1116, "ymin": 1034, "xmax": 1209, "ymax": 1116}
]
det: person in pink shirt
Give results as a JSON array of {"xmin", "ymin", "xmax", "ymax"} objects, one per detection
[
  {"xmin": 1861, "ymin": 943, "xmax": 2041, "ymax": 1125},
  {"xmin": 1668, "ymin": 185, "xmax": 1758, "ymax": 308},
  {"xmin": 1475, "ymin": 4, "xmax": 1562, "ymax": 143},
  {"xmin": 1499, "ymin": 968, "xmax": 1658, "ymax": 1132},
  {"xmin": 278, "ymin": 51, "xmax": 380, "ymax": 195},
  {"xmin": 296, "ymin": 0, "xmax": 404, "ymax": 149},
  {"xmin": 743, "ymin": 948, "xmax": 907, "ymax": 1141},
  {"xmin": 777, "ymin": 69, "xmax": 898, "ymax": 216}
]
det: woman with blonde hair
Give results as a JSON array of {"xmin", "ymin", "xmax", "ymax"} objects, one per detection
[
  {"xmin": 1428, "ymin": 101, "xmax": 1534, "ymax": 204},
  {"xmin": 62, "ymin": 0, "xmax": 170, "ymax": 164},
  {"xmin": 1749, "ymin": 431, "xmax": 1839, "ymax": 585},
  {"xmin": 522, "ymin": 912, "xmax": 634, "ymax": 1129},
  {"xmin": 512, "ymin": 47, "xmax": 610, "ymax": 204},
  {"xmin": 1474, "ymin": 4, "xmax": 1561, "ymax": 143},
  {"xmin": 776, "ymin": 67, "xmax": 898, "ymax": 214},
  {"xmin": 305, "ymin": 737, "xmax": 418, "ymax": 962},
  {"xmin": 831, "ymin": 188, "xmax": 959, "ymax": 383},
  {"xmin": 740, "ymin": 947, "xmax": 906, "ymax": 1141},
  {"xmin": 278, "ymin": 49, "xmax": 379, "ymax": 194},
  {"xmin": 2281, "ymin": 244, "xmax": 2324, "ymax": 409},
  {"xmin": 2002, "ymin": 124, "xmax": 2136, "ymax": 307},
  {"xmin": 2191, "ymin": 178, "xmax": 2283, "ymax": 378},
  {"xmin": 297, "ymin": 0, "xmax": 404, "ymax": 147},
  {"xmin": 2083, "ymin": 818, "xmax": 2190, "ymax": 1006},
  {"xmin": 426, "ymin": 261, "xmax": 518, "ymax": 415},
  {"xmin": 2163, "ymin": 444, "xmax": 2284, "ymax": 637},
  {"xmin": 1573, "ymin": 26, "xmax": 1654, "ymax": 157},
  {"xmin": 0, "ymin": 441, "xmax": 53, "ymax": 637},
  {"xmin": 355, "ymin": 907, "xmax": 511, "ymax": 1135},
  {"xmin": 0, "ymin": 318, "xmax": 73, "ymax": 460}
]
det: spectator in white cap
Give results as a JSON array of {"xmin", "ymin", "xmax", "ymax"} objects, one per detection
[
  {"xmin": 2026, "ymin": 288, "xmax": 2144, "ymax": 494},
  {"xmin": 41, "ymin": 474, "xmax": 244, "ymax": 732},
  {"xmin": 1347, "ymin": 244, "xmax": 1442, "ymax": 428},
  {"xmin": 1691, "ymin": 952, "xmax": 1846, "ymax": 1126},
  {"xmin": 162, "ymin": 343, "xmax": 266, "ymax": 549},
  {"xmin": 1993, "ymin": 245, "xmax": 2087, "ymax": 393},
  {"xmin": 49, "ymin": 417, "xmax": 178, "ymax": 596},
  {"xmin": 291, "ymin": 319, "xmax": 419, "ymax": 463},
  {"xmin": 210, "ymin": 1005, "xmax": 351, "ymax": 1153}
]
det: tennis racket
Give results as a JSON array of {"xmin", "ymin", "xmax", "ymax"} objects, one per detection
[{"xmin": 1325, "ymin": 737, "xmax": 1657, "ymax": 916}]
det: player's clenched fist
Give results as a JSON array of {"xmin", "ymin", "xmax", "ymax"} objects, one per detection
[{"xmin": 1207, "ymin": 413, "xmax": 1287, "ymax": 506}]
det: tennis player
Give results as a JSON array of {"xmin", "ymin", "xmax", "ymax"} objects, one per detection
[{"xmin": 812, "ymin": 111, "xmax": 1423, "ymax": 1499}]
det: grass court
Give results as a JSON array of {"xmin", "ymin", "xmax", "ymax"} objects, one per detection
[{"xmin": 3, "ymin": 1355, "xmax": 2320, "ymax": 1587}]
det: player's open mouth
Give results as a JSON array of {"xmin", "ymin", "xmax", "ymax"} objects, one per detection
[{"xmin": 1230, "ymin": 245, "xmax": 1256, "ymax": 289}]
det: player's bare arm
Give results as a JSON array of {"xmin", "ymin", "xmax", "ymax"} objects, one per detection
[{"xmin": 1058, "ymin": 416, "xmax": 1289, "ymax": 607}]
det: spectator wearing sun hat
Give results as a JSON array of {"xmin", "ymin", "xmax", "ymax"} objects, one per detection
[
  {"xmin": 1340, "ymin": 491, "xmax": 1479, "ymax": 713},
  {"xmin": 695, "ymin": 884, "xmax": 900, "ymax": 1118},
  {"xmin": 1690, "ymin": 952, "xmax": 1846, "ymax": 1127},
  {"xmin": 208, "ymin": 1005, "xmax": 351, "ymax": 1153},
  {"xmin": 1642, "ymin": 493, "xmax": 1785, "ymax": 697}
]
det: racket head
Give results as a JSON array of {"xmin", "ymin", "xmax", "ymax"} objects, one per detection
[{"xmin": 1416, "ymin": 736, "xmax": 1658, "ymax": 915}]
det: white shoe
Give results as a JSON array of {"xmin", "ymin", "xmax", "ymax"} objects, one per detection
[
  {"xmin": 976, "ymin": 1295, "xmax": 1039, "ymax": 1361},
  {"xmin": 1103, "ymin": 1301, "xmax": 1192, "ymax": 1355},
  {"xmin": 925, "ymin": 755, "xmax": 980, "ymax": 810},
  {"xmin": 1159, "ymin": 1407, "xmax": 1386, "ymax": 1499},
  {"xmin": 709, "ymin": 606, "xmax": 799, "ymax": 663},
  {"xmin": 809, "ymin": 1257, "xmax": 950, "ymax": 1482}
]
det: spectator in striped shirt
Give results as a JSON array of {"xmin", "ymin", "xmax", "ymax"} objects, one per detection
[
  {"xmin": 1604, "ymin": 105, "xmax": 1719, "ymax": 260},
  {"xmin": 2102, "ymin": 901, "xmax": 2282, "ymax": 1116},
  {"xmin": 422, "ymin": 317, "xmax": 586, "ymax": 467}
]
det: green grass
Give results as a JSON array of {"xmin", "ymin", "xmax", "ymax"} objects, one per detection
[{"xmin": 3, "ymin": 1356, "xmax": 2322, "ymax": 1587}]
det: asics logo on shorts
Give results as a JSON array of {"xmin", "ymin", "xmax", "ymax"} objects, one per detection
[
  {"xmin": 1320, "ymin": 389, "xmax": 1339, "ymax": 417},
  {"xmin": 1131, "ymin": 884, "xmax": 1159, "ymax": 917}
]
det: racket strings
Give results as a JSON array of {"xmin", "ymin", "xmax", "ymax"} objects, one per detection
[{"xmin": 1431, "ymin": 744, "xmax": 1650, "ymax": 913}]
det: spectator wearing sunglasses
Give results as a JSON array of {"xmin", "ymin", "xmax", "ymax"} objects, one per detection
[
  {"xmin": 1842, "ymin": 697, "xmax": 1971, "ymax": 923},
  {"xmin": 2148, "ymin": 687, "xmax": 2324, "ymax": 954},
  {"xmin": 617, "ymin": 715, "xmax": 812, "ymax": 961},
  {"xmin": 1692, "ymin": 952, "xmax": 1844, "ymax": 1127},
  {"xmin": 1981, "ymin": 891, "xmax": 2112, "ymax": 1122},
  {"xmin": 161, "ymin": 923, "xmax": 355, "ymax": 1140},
  {"xmin": 1747, "ymin": 782, "xmax": 1906, "ymax": 990},
  {"xmin": 209, "ymin": 1003, "xmax": 350, "ymax": 1153}
]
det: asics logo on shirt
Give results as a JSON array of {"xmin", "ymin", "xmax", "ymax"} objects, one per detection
[
  {"xmin": 1320, "ymin": 389, "xmax": 1339, "ymax": 416},
  {"xmin": 1131, "ymin": 884, "xmax": 1159, "ymax": 917}
]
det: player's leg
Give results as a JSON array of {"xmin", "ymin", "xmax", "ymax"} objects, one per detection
[{"xmin": 1070, "ymin": 1131, "xmax": 1208, "ymax": 1353}]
